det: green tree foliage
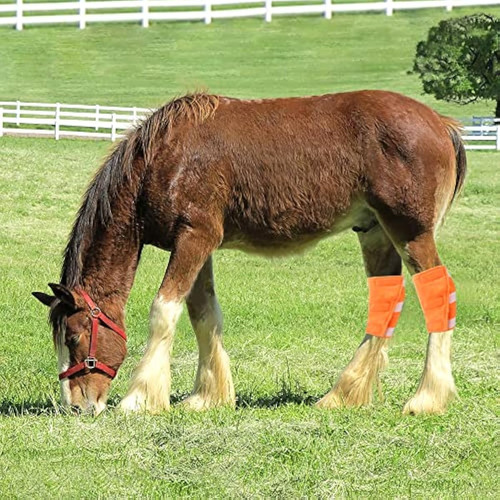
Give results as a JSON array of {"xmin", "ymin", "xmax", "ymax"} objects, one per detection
[{"xmin": 414, "ymin": 14, "xmax": 500, "ymax": 117}]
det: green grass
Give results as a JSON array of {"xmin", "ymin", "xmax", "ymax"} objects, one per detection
[
  {"xmin": 1, "ymin": 8, "xmax": 499, "ymax": 499},
  {"xmin": 0, "ymin": 139, "xmax": 498, "ymax": 497},
  {"xmin": 1, "ymin": 7, "xmax": 500, "ymax": 117}
]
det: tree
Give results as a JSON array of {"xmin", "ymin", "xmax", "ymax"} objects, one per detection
[{"xmin": 413, "ymin": 14, "xmax": 500, "ymax": 118}]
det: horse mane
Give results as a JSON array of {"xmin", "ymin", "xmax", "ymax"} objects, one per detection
[{"xmin": 60, "ymin": 92, "xmax": 220, "ymax": 289}]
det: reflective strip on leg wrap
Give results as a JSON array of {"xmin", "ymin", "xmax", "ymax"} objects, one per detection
[
  {"xmin": 413, "ymin": 265, "xmax": 456, "ymax": 333},
  {"xmin": 366, "ymin": 275, "xmax": 405, "ymax": 338}
]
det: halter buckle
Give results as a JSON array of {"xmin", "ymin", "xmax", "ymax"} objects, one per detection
[
  {"xmin": 90, "ymin": 307, "xmax": 101, "ymax": 318},
  {"xmin": 85, "ymin": 357, "xmax": 97, "ymax": 370}
]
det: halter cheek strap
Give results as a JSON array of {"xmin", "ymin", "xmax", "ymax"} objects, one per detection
[{"xmin": 58, "ymin": 289, "xmax": 127, "ymax": 380}]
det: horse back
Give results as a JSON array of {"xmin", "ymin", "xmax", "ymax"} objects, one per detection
[{"xmin": 145, "ymin": 91, "xmax": 456, "ymax": 253}]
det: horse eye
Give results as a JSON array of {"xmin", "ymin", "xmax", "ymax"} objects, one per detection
[{"xmin": 65, "ymin": 335, "xmax": 80, "ymax": 348}]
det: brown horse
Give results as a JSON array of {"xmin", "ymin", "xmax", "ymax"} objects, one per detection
[{"xmin": 33, "ymin": 90, "xmax": 466, "ymax": 415}]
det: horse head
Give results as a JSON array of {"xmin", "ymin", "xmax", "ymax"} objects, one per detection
[{"xmin": 33, "ymin": 284, "xmax": 127, "ymax": 415}]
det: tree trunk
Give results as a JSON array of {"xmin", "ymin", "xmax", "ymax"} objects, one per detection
[{"xmin": 496, "ymin": 99, "xmax": 500, "ymax": 119}]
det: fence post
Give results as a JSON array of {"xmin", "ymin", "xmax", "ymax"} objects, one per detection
[
  {"xmin": 111, "ymin": 113, "xmax": 117, "ymax": 141},
  {"xmin": 446, "ymin": 0, "xmax": 453, "ymax": 11},
  {"xmin": 496, "ymin": 126, "xmax": 500, "ymax": 151},
  {"xmin": 16, "ymin": 100, "xmax": 21, "ymax": 126},
  {"xmin": 324, "ymin": 0, "xmax": 331, "ymax": 20},
  {"xmin": 95, "ymin": 104, "xmax": 100, "ymax": 131},
  {"xmin": 16, "ymin": 0, "xmax": 23, "ymax": 31},
  {"xmin": 0, "ymin": 108, "xmax": 3, "ymax": 137},
  {"xmin": 205, "ymin": 0, "xmax": 212, "ymax": 24},
  {"xmin": 79, "ymin": 0, "xmax": 86, "ymax": 29},
  {"xmin": 142, "ymin": 0, "xmax": 149, "ymax": 28},
  {"xmin": 265, "ymin": 0, "xmax": 272, "ymax": 22},
  {"xmin": 133, "ymin": 107, "xmax": 137, "ymax": 125},
  {"xmin": 55, "ymin": 103, "xmax": 60, "ymax": 140},
  {"xmin": 385, "ymin": 0, "xmax": 393, "ymax": 16}
]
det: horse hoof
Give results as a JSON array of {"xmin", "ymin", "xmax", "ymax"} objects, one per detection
[
  {"xmin": 180, "ymin": 394, "xmax": 211, "ymax": 411},
  {"xmin": 315, "ymin": 392, "xmax": 344, "ymax": 409},
  {"xmin": 118, "ymin": 394, "xmax": 146, "ymax": 413},
  {"xmin": 403, "ymin": 393, "xmax": 447, "ymax": 415},
  {"xmin": 180, "ymin": 393, "xmax": 236, "ymax": 411}
]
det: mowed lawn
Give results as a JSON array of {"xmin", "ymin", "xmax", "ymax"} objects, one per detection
[
  {"xmin": 0, "ymin": 139, "xmax": 498, "ymax": 498},
  {"xmin": 1, "ymin": 6, "xmax": 500, "ymax": 117},
  {"xmin": 1, "ymin": 7, "xmax": 499, "ymax": 499}
]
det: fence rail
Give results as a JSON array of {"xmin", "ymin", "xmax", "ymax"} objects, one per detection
[
  {"xmin": 462, "ymin": 126, "xmax": 500, "ymax": 151},
  {"xmin": 0, "ymin": 101, "xmax": 150, "ymax": 140},
  {"xmin": 0, "ymin": 0, "xmax": 499, "ymax": 29},
  {"xmin": 0, "ymin": 100, "xmax": 499, "ymax": 150}
]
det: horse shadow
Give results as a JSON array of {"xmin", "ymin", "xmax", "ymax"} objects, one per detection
[
  {"xmin": 170, "ymin": 388, "xmax": 319, "ymax": 409},
  {"xmin": 0, "ymin": 388, "xmax": 320, "ymax": 416},
  {"xmin": 0, "ymin": 399, "xmax": 61, "ymax": 416}
]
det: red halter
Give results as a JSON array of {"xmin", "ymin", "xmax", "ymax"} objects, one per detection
[{"xmin": 58, "ymin": 289, "xmax": 127, "ymax": 380}]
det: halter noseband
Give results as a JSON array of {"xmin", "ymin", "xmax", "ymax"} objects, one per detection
[{"xmin": 58, "ymin": 289, "xmax": 127, "ymax": 380}]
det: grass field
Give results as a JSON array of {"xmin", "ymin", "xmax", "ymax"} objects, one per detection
[
  {"xmin": 1, "ymin": 7, "xmax": 500, "ymax": 117},
  {"xmin": 1, "ymin": 7, "xmax": 499, "ymax": 499}
]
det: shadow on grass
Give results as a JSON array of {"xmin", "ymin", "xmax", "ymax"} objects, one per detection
[
  {"xmin": 0, "ymin": 388, "xmax": 320, "ymax": 416},
  {"xmin": 236, "ymin": 390, "xmax": 318, "ymax": 409},
  {"xmin": 235, "ymin": 373, "xmax": 320, "ymax": 408},
  {"xmin": 0, "ymin": 394, "xmax": 126, "ymax": 416},
  {"xmin": 170, "ymin": 387, "xmax": 319, "ymax": 409},
  {"xmin": 0, "ymin": 399, "xmax": 60, "ymax": 416}
]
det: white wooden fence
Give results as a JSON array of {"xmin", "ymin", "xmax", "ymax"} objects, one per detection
[
  {"xmin": 0, "ymin": 100, "xmax": 499, "ymax": 149},
  {"xmin": 462, "ymin": 125, "xmax": 500, "ymax": 151},
  {"xmin": 0, "ymin": 0, "xmax": 499, "ymax": 29},
  {"xmin": 0, "ymin": 101, "xmax": 150, "ymax": 140}
]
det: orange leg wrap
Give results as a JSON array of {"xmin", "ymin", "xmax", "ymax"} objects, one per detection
[
  {"xmin": 413, "ymin": 265, "xmax": 456, "ymax": 332},
  {"xmin": 366, "ymin": 275, "xmax": 405, "ymax": 338}
]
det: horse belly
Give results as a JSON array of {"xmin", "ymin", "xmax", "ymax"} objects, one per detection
[{"xmin": 221, "ymin": 200, "xmax": 371, "ymax": 257}]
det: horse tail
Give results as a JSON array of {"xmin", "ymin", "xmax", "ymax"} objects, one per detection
[{"xmin": 442, "ymin": 116, "xmax": 467, "ymax": 209}]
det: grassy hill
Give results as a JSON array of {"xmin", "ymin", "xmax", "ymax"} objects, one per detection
[{"xmin": 1, "ymin": 6, "xmax": 499, "ymax": 118}]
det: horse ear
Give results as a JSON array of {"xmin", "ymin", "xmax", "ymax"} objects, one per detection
[
  {"xmin": 32, "ymin": 292, "xmax": 56, "ymax": 308},
  {"xmin": 48, "ymin": 283, "xmax": 77, "ymax": 310}
]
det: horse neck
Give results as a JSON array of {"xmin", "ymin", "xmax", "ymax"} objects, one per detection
[{"xmin": 80, "ymin": 202, "xmax": 142, "ymax": 322}]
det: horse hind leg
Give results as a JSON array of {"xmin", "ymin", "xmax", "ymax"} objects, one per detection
[
  {"xmin": 398, "ymin": 232, "xmax": 457, "ymax": 415},
  {"xmin": 404, "ymin": 324, "xmax": 456, "ymax": 415},
  {"xmin": 183, "ymin": 256, "xmax": 235, "ymax": 410},
  {"xmin": 376, "ymin": 210, "xmax": 457, "ymax": 415},
  {"xmin": 317, "ymin": 223, "xmax": 402, "ymax": 409}
]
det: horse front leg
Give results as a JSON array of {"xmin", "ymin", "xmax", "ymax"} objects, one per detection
[
  {"xmin": 119, "ymin": 225, "xmax": 221, "ymax": 413},
  {"xmin": 317, "ymin": 223, "xmax": 402, "ymax": 409},
  {"xmin": 182, "ymin": 255, "xmax": 235, "ymax": 410}
]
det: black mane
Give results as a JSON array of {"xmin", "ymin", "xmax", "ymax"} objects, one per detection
[{"xmin": 59, "ymin": 93, "xmax": 220, "ymax": 288}]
